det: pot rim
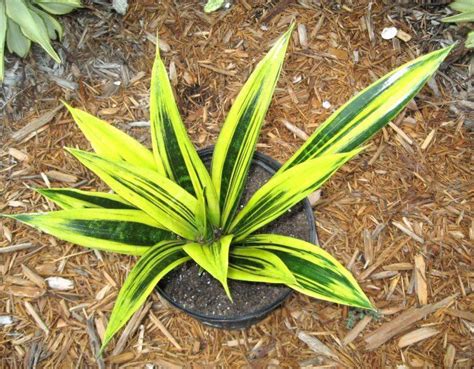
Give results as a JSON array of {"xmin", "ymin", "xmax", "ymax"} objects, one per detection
[{"xmin": 156, "ymin": 146, "xmax": 318, "ymax": 324}]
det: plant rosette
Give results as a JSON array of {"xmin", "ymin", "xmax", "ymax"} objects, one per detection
[{"xmin": 2, "ymin": 24, "xmax": 453, "ymax": 354}]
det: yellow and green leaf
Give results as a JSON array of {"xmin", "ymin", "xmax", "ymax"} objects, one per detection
[
  {"xmin": 66, "ymin": 148, "xmax": 201, "ymax": 240},
  {"xmin": 228, "ymin": 247, "xmax": 297, "ymax": 285},
  {"xmin": 279, "ymin": 45, "xmax": 454, "ymax": 172},
  {"xmin": 236, "ymin": 234, "xmax": 373, "ymax": 310},
  {"xmin": 211, "ymin": 24, "xmax": 294, "ymax": 230},
  {"xmin": 150, "ymin": 45, "xmax": 220, "ymax": 226},
  {"xmin": 2, "ymin": 209, "xmax": 171, "ymax": 255},
  {"xmin": 229, "ymin": 149, "xmax": 361, "ymax": 240},
  {"xmin": 101, "ymin": 240, "xmax": 189, "ymax": 351},
  {"xmin": 65, "ymin": 104, "xmax": 164, "ymax": 174},
  {"xmin": 37, "ymin": 188, "xmax": 135, "ymax": 210},
  {"xmin": 183, "ymin": 235, "xmax": 233, "ymax": 299}
]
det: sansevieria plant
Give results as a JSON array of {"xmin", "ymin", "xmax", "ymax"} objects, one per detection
[
  {"xmin": 0, "ymin": 0, "xmax": 81, "ymax": 81},
  {"xmin": 2, "ymin": 25, "xmax": 453, "ymax": 351}
]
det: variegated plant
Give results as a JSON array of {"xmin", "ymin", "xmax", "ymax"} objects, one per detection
[{"xmin": 2, "ymin": 25, "xmax": 452, "ymax": 352}]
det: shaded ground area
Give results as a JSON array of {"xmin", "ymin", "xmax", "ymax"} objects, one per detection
[{"xmin": 1, "ymin": 1, "xmax": 472, "ymax": 368}]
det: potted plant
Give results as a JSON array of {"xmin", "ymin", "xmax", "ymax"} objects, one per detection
[{"xmin": 2, "ymin": 25, "xmax": 452, "ymax": 352}]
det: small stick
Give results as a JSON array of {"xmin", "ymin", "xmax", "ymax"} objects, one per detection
[
  {"xmin": 0, "ymin": 243, "xmax": 36, "ymax": 254},
  {"xmin": 149, "ymin": 312, "xmax": 182, "ymax": 350}
]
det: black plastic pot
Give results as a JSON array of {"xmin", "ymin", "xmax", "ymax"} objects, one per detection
[{"xmin": 156, "ymin": 147, "xmax": 318, "ymax": 329}]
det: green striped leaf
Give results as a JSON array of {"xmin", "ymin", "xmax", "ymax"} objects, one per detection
[
  {"xmin": 229, "ymin": 150, "xmax": 361, "ymax": 240},
  {"xmin": 236, "ymin": 234, "xmax": 373, "ymax": 310},
  {"xmin": 2, "ymin": 209, "xmax": 172, "ymax": 256},
  {"xmin": 0, "ymin": 0, "xmax": 6, "ymax": 81},
  {"xmin": 66, "ymin": 148, "xmax": 201, "ymax": 240},
  {"xmin": 183, "ymin": 235, "xmax": 233, "ymax": 299},
  {"xmin": 150, "ymin": 45, "xmax": 220, "ymax": 226},
  {"xmin": 228, "ymin": 247, "xmax": 297, "ymax": 285},
  {"xmin": 5, "ymin": 0, "xmax": 60, "ymax": 63},
  {"xmin": 101, "ymin": 240, "xmax": 189, "ymax": 351},
  {"xmin": 279, "ymin": 45, "xmax": 454, "ymax": 172},
  {"xmin": 37, "ymin": 188, "xmax": 135, "ymax": 210},
  {"xmin": 211, "ymin": 24, "xmax": 294, "ymax": 230},
  {"xmin": 65, "ymin": 104, "xmax": 165, "ymax": 174}
]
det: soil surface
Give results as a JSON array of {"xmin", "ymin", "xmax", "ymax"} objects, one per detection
[{"xmin": 160, "ymin": 155, "xmax": 313, "ymax": 319}]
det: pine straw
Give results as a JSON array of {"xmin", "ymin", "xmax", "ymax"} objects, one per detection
[{"xmin": 1, "ymin": 1, "xmax": 472, "ymax": 368}]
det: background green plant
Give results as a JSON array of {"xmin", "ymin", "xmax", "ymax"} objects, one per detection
[
  {"xmin": 442, "ymin": 0, "xmax": 474, "ymax": 48},
  {"xmin": 0, "ymin": 0, "xmax": 81, "ymax": 81}
]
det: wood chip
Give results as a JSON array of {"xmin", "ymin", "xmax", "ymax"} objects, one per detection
[
  {"xmin": 308, "ymin": 189, "xmax": 321, "ymax": 207},
  {"xmin": 398, "ymin": 327, "xmax": 438, "ymax": 348},
  {"xmin": 282, "ymin": 119, "xmax": 309, "ymax": 140},
  {"xmin": 108, "ymin": 351, "xmax": 135, "ymax": 364},
  {"xmin": 86, "ymin": 317, "xmax": 105, "ymax": 369},
  {"xmin": 45, "ymin": 277, "xmax": 74, "ymax": 290},
  {"xmin": 21, "ymin": 264, "xmax": 46, "ymax": 289},
  {"xmin": 388, "ymin": 122, "xmax": 413, "ymax": 145},
  {"xmin": 1, "ymin": 285, "xmax": 45, "ymax": 299},
  {"xmin": 8, "ymin": 148, "xmax": 29, "ymax": 161},
  {"xmin": 364, "ymin": 294, "xmax": 457, "ymax": 350},
  {"xmin": 343, "ymin": 315, "xmax": 372, "ymax": 345},
  {"xmin": 12, "ymin": 105, "xmax": 63, "ymax": 142},
  {"xmin": 149, "ymin": 312, "xmax": 182, "ymax": 350},
  {"xmin": 444, "ymin": 344, "xmax": 456, "ymax": 369},
  {"xmin": 421, "ymin": 129, "xmax": 436, "ymax": 150},
  {"xmin": 396, "ymin": 29, "xmax": 412, "ymax": 42},
  {"xmin": 297, "ymin": 331, "xmax": 338, "ymax": 359},
  {"xmin": 0, "ymin": 316, "xmax": 15, "ymax": 326},
  {"xmin": 392, "ymin": 221, "xmax": 424, "ymax": 244},
  {"xmin": 45, "ymin": 170, "xmax": 78, "ymax": 183},
  {"xmin": 414, "ymin": 255, "xmax": 428, "ymax": 305},
  {"xmin": 297, "ymin": 24, "xmax": 308, "ymax": 49},
  {"xmin": 24, "ymin": 301, "xmax": 49, "ymax": 335}
]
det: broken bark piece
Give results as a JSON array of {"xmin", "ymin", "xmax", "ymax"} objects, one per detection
[
  {"xmin": 364, "ymin": 294, "xmax": 457, "ymax": 350},
  {"xmin": 12, "ymin": 106, "xmax": 63, "ymax": 142},
  {"xmin": 398, "ymin": 327, "xmax": 438, "ymax": 348},
  {"xmin": 2, "ymin": 285, "xmax": 45, "ymax": 299}
]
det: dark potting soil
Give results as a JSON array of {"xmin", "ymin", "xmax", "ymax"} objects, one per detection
[{"xmin": 159, "ymin": 160, "xmax": 313, "ymax": 319}]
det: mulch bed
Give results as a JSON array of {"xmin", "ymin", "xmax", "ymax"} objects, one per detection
[{"xmin": 1, "ymin": 1, "xmax": 472, "ymax": 368}]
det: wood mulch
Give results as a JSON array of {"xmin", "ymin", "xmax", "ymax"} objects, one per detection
[{"xmin": 1, "ymin": 1, "xmax": 472, "ymax": 368}]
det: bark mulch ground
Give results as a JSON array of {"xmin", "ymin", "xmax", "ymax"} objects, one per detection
[{"xmin": 1, "ymin": 1, "xmax": 472, "ymax": 368}]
